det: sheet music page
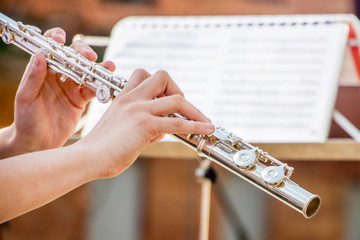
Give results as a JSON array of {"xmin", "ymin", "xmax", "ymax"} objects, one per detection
[{"xmin": 83, "ymin": 15, "xmax": 350, "ymax": 143}]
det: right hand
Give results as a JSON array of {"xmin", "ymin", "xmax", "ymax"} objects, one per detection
[
  {"xmin": 77, "ymin": 69, "xmax": 215, "ymax": 179},
  {"xmin": 5, "ymin": 27, "xmax": 115, "ymax": 158}
]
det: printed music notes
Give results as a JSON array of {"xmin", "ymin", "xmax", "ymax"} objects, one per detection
[{"xmin": 84, "ymin": 15, "xmax": 358, "ymax": 142}]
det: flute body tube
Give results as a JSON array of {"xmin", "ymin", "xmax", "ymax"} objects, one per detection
[
  {"xmin": 0, "ymin": 12, "xmax": 321, "ymax": 218},
  {"xmin": 173, "ymin": 129, "xmax": 320, "ymax": 218}
]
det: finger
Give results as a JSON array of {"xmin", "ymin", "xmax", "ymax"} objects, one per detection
[
  {"xmin": 121, "ymin": 68, "xmax": 151, "ymax": 94},
  {"xmin": 154, "ymin": 116, "xmax": 215, "ymax": 135},
  {"xmin": 60, "ymin": 60, "xmax": 116, "ymax": 104},
  {"xmin": 77, "ymin": 85, "xmax": 96, "ymax": 103},
  {"xmin": 77, "ymin": 61, "xmax": 115, "ymax": 102},
  {"xmin": 150, "ymin": 133, "xmax": 165, "ymax": 143},
  {"xmin": 17, "ymin": 53, "xmax": 48, "ymax": 101},
  {"xmin": 149, "ymin": 94, "xmax": 211, "ymax": 123},
  {"xmin": 100, "ymin": 61, "xmax": 116, "ymax": 72},
  {"xmin": 137, "ymin": 70, "xmax": 184, "ymax": 100},
  {"xmin": 70, "ymin": 40, "xmax": 97, "ymax": 61},
  {"xmin": 44, "ymin": 27, "xmax": 66, "ymax": 44}
]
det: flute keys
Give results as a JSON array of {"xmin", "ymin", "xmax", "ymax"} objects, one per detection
[
  {"xmin": 96, "ymin": 84, "xmax": 111, "ymax": 103},
  {"xmin": 60, "ymin": 74, "xmax": 68, "ymax": 82},
  {"xmin": 261, "ymin": 166, "xmax": 285, "ymax": 186},
  {"xmin": 233, "ymin": 149, "xmax": 256, "ymax": 169},
  {"xmin": 28, "ymin": 25, "xmax": 42, "ymax": 34},
  {"xmin": 1, "ymin": 30, "xmax": 14, "ymax": 44}
]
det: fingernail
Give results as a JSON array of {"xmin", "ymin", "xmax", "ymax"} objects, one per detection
[
  {"xmin": 86, "ymin": 49, "xmax": 97, "ymax": 60},
  {"xmin": 56, "ymin": 33, "xmax": 65, "ymax": 42},
  {"xmin": 87, "ymin": 47, "xmax": 96, "ymax": 55},
  {"xmin": 36, "ymin": 49, "xmax": 47, "ymax": 56},
  {"xmin": 86, "ymin": 49, "xmax": 94, "ymax": 56}
]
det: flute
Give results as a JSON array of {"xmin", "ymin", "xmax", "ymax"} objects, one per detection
[{"xmin": 0, "ymin": 12, "xmax": 321, "ymax": 218}]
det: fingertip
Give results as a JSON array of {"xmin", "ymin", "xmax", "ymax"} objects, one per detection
[
  {"xmin": 55, "ymin": 33, "xmax": 66, "ymax": 44},
  {"xmin": 107, "ymin": 61, "xmax": 116, "ymax": 71},
  {"xmin": 45, "ymin": 27, "xmax": 66, "ymax": 44},
  {"xmin": 33, "ymin": 52, "xmax": 47, "ymax": 69},
  {"xmin": 209, "ymin": 123, "xmax": 216, "ymax": 132},
  {"xmin": 204, "ymin": 123, "xmax": 215, "ymax": 135},
  {"xmin": 80, "ymin": 86, "xmax": 97, "ymax": 102},
  {"xmin": 70, "ymin": 40, "xmax": 98, "ymax": 61},
  {"xmin": 102, "ymin": 61, "xmax": 116, "ymax": 72},
  {"xmin": 130, "ymin": 68, "xmax": 151, "ymax": 80},
  {"xmin": 52, "ymin": 30, "xmax": 66, "ymax": 44},
  {"xmin": 205, "ymin": 116, "xmax": 212, "ymax": 123},
  {"xmin": 150, "ymin": 70, "xmax": 184, "ymax": 98},
  {"xmin": 84, "ymin": 50, "xmax": 98, "ymax": 61},
  {"xmin": 122, "ymin": 68, "xmax": 151, "ymax": 93}
]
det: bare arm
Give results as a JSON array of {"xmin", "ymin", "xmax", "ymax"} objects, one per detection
[
  {"xmin": 0, "ymin": 69, "xmax": 214, "ymax": 223},
  {"xmin": 0, "ymin": 144, "xmax": 95, "ymax": 222},
  {"xmin": 0, "ymin": 28, "xmax": 214, "ymax": 222}
]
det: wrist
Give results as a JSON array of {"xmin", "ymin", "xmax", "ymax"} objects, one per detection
[
  {"xmin": 73, "ymin": 137, "xmax": 128, "ymax": 180},
  {"xmin": 0, "ymin": 125, "xmax": 19, "ymax": 159},
  {"xmin": 69, "ymin": 140, "xmax": 108, "ymax": 180},
  {"xmin": 0, "ymin": 123, "xmax": 40, "ymax": 158},
  {"xmin": 63, "ymin": 142, "xmax": 93, "ymax": 181}
]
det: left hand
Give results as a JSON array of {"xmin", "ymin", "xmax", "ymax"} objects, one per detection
[
  {"xmin": 77, "ymin": 69, "xmax": 215, "ymax": 179},
  {"xmin": 8, "ymin": 27, "xmax": 115, "ymax": 155}
]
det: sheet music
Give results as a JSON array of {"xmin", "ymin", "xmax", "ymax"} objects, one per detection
[{"xmin": 83, "ymin": 15, "xmax": 350, "ymax": 143}]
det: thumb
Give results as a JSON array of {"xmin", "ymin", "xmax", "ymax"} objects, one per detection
[{"xmin": 17, "ymin": 53, "xmax": 48, "ymax": 101}]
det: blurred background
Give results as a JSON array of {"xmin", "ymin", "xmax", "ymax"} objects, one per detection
[{"xmin": 2, "ymin": 0, "xmax": 360, "ymax": 239}]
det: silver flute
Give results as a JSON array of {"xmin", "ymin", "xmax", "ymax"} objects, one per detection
[{"xmin": 0, "ymin": 12, "xmax": 321, "ymax": 218}]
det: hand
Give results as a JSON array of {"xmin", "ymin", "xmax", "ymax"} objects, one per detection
[
  {"xmin": 6, "ymin": 28, "xmax": 115, "ymax": 156},
  {"xmin": 77, "ymin": 69, "xmax": 215, "ymax": 179}
]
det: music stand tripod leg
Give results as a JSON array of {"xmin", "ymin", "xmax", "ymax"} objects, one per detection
[{"xmin": 196, "ymin": 158, "xmax": 217, "ymax": 240}]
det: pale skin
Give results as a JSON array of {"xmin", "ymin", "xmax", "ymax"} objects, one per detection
[{"xmin": 0, "ymin": 28, "xmax": 215, "ymax": 223}]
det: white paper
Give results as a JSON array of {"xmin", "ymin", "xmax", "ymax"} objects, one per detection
[{"xmin": 83, "ymin": 15, "xmax": 352, "ymax": 143}]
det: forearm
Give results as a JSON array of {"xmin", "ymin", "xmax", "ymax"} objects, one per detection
[{"xmin": 0, "ymin": 143, "xmax": 98, "ymax": 223}]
